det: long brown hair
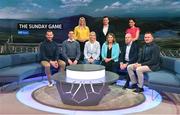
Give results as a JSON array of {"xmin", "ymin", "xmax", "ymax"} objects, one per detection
[{"xmin": 106, "ymin": 33, "xmax": 116, "ymax": 44}]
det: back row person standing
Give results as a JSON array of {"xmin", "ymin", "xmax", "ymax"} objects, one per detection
[
  {"xmin": 74, "ymin": 17, "xmax": 90, "ymax": 60},
  {"xmin": 97, "ymin": 16, "xmax": 115, "ymax": 47},
  {"xmin": 126, "ymin": 18, "xmax": 140, "ymax": 41}
]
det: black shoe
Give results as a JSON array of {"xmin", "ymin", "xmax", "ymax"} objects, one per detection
[
  {"xmin": 133, "ymin": 87, "xmax": 144, "ymax": 93},
  {"xmin": 122, "ymin": 81, "xmax": 129, "ymax": 89},
  {"xmin": 130, "ymin": 84, "xmax": 138, "ymax": 89}
]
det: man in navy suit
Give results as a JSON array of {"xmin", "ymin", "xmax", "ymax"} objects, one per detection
[
  {"xmin": 119, "ymin": 33, "xmax": 139, "ymax": 89},
  {"xmin": 127, "ymin": 32, "xmax": 160, "ymax": 93},
  {"xmin": 96, "ymin": 16, "xmax": 115, "ymax": 47}
]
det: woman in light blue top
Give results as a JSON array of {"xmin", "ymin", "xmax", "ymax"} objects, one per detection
[
  {"xmin": 84, "ymin": 31, "xmax": 100, "ymax": 64},
  {"xmin": 101, "ymin": 33, "xmax": 120, "ymax": 72}
]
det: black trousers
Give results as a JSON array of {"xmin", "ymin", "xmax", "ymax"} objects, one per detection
[
  {"xmin": 101, "ymin": 60, "xmax": 118, "ymax": 72},
  {"xmin": 77, "ymin": 40, "xmax": 87, "ymax": 61}
]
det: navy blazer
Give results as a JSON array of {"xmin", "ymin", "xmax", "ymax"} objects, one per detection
[
  {"xmin": 138, "ymin": 42, "xmax": 160, "ymax": 71},
  {"xmin": 96, "ymin": 25, "xmax": 115, "ymax": 46},
  {"xmin": 119, "ymin": 41, "xmax": 139, "ymax": 64}
]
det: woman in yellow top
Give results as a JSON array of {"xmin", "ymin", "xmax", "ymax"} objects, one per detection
[{"xmin": 74, "ymin": 17, "xmax": 90, "ymax": 60}]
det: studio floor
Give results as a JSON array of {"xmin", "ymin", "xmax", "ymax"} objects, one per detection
[{"xmin": 0, "ymin": 77, "xmax": 180, "ymax": 115}]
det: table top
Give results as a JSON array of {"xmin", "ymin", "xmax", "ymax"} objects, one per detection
[
  {"xmin": 66, "ymin": 64, "xmax": 105, "ymax": 71},
  {"xmin": 52, "ymin": 71, "xmax": 119, "ymax": 84}
]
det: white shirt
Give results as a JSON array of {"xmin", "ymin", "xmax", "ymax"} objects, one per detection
[
  {"xmin": 90, "ymin": 43, "xmax": 94, "ymax": 51},
  {"xmin": 103, "ymin": 25, "xmax": 109, "ymax": 36},
  {"xmin": 67, "ymin": 38, "xmax": 75, "ymax": 42},
  {"xmin": 125, "ymin": 42, "xmax": 132, "ymax": 62}
]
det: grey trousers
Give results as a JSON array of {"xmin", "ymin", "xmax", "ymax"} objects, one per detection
[{"xmin": 127, "ymin": 64, "xmax": 151, "ymax": 88}]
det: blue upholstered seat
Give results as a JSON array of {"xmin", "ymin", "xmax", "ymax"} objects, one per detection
[
  {"xmin": 0, "ymin": 52, "xmax": 43, "ymax": 83},
  {"xmin": 147, "ymin": 70, "xmax": 180, "ymax": 87},
  {"xmin": 146, "ymin": 56, "xmax": 180, "ymax": 93},
  {"xmin": 0, "ymin": 63, "xmax": 43, "ymax": 82}
]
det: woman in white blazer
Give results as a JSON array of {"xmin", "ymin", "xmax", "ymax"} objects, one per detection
[{"xmin": 83, "ymin": 31, "xmax": 100, "ymax": 64}]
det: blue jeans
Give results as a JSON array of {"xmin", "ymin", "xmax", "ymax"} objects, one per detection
[{"xmin": 83, "ymin": 59, "xmax": 100, "ymax": 64}]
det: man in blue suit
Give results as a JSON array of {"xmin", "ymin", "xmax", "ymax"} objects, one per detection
[{"xmin": 119, "ymin": 33, "xmax": 139, "ymax": 89}]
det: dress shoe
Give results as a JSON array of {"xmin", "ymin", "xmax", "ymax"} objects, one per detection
[
  {"xmin": 130, "ymin": 84, "xmax": 138, "ymax": 89},
  {"xmin": 133, "ymin": 87, "xmax": 144, "ymax": 93},
  {"xmin": 122, "ymin": 81, "xmax": 129, "ymax": 89}
]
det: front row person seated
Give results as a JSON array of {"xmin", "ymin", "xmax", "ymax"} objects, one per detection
[
  {"xmin": 119, "ymin": 33, "xmax": 139, "ymax": 89},
  {"xmin": 101, "ymin": 33, "xmax": 120, "ymax": 72},
  {"xmin": 62, "ymin": 31, "xmax": 81, "ymax": 66},
  {"xmin": 127, "ymin": 32, "xmax": 160, "ymax": 93},
  {"xmin": 84, "ymin": 31, "xmax": 100, "ymax": 64},
  {"xmin": 40, "ymin": 30, "xmax": 66, "ymax": 87}
]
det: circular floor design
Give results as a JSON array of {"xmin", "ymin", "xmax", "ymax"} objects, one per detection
[
  {"xmin": 32, "ymin": 85, "xmax": 145, "ymax": 110},
  {"xmin": 16, "ymin": 80, "xmax": 162, "ymax": 115}
]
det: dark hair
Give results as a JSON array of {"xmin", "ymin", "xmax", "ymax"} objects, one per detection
[
  {"xmin": 46, "ymin": 30, "xmax": 53, "ymax": 34},
  {"xmin": 103, "ymin": 16, "xmax": 109, "ymax": 19},
  {"xmin": 129, "ymin": 18, "xmax": 136, "ymax": 23},
  {"xmin": 145, "ymin": 32, "xmax": 154, "ymax": 37}
]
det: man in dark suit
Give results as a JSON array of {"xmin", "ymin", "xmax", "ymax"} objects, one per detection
[
  {"xmin": 96, "ymin": 16, "xmax": 115, "ymax": 47},
  {"xmin": 119, "ymin": 33, "xmax": 139, "ymax": 89},
  {"xmin": 127, "ymin": 32, "xmax": 160, "ymax": 93}
]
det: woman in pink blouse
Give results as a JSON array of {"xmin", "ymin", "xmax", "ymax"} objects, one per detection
[{"xmin": 126, "ymin": 19, "xmax": 140, "ymax": 41}]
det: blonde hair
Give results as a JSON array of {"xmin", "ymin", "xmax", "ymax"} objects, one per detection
[
  {"xmin": 106, "ymin": 33, "xmax": 116, "ymax": 44},
  {"xmin": 90, "ymin": 31, "xmax": 96, "ymax": 36},
  {"xmin": 78, "ymin": 17, "xmax": 86, "ymax": 27},
  {"xmin": 89, "ymin": 31, "xmax": 96, "ymax": 42}
]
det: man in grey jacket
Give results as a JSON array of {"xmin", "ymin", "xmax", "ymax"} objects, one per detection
[{"xmin": 62, "ymin": 31, "xmax": 81, "ymax": 65}]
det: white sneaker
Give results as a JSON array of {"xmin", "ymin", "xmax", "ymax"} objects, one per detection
[{"xmin": 48, "ymin": 82, "xmax": 54, "ymax": 87}]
